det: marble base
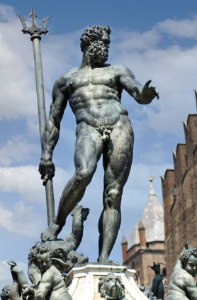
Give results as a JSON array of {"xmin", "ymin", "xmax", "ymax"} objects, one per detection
[{"xmin": 65, "ymin": 263, "xmax": 148, "ymax": 300}]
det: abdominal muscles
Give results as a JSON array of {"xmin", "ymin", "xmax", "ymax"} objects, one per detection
[{"xmin": 72, "ymin": 99, "xmax": 128, "ymax": 127}]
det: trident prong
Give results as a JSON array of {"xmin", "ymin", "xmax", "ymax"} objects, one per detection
[
  {"xmin": 17, "ymin": 7, "xmax": 51, "ymax": 38},
  {"xmin": 42, "ymin": 16, "xmax": 51, "ymax": 33},
  {"xmin": 17, "ymin": 14, "xmax": 27, "ymax": 30},
  {"xmin": 29, "ymin": 7, "xmax": 38, "ymax": 30}
]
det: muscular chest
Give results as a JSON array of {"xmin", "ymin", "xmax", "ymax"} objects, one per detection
[{"xmin": 69, "ymin": 67, "xmax": 116, "ymax": 91}]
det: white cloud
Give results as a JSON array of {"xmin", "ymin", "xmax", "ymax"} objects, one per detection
[
  {"xmin": 42, "ymin": 32, "xmax": 82, "ymax": 89},
  {"xmin": 0, "ymin": 201, "xmax": 44, "ymax": 237},
  {"xmin": 0, "ymin": 165, "xmax": 75, "ymax": 205},
  {"xmin": 0, "ymin": 136, "xmax": 39, "ymax": 167},
  {"xmin": 112, "ymin": 29, "xmax": 160, "ymax": 52},
  {"xmin": 0, "ymin": 4, "xmax": 81, "ymax": 123},
  {"xmin": 111, "ymin": 26, "xmax": 197, "ymax": 138},
  {"xmin": 25, "ymin": 116, "xmax": 40, "ymax": 138},
  {"xmin": 137, "ymin": 141, "xmax": 167, "ymax": 164},
  {"xmin": 0, "ymin": 164, "xmax": 73, "ymax": 240},
  {"xmin": 0, "ymin": 261, "xmax": 12, "ymax": 290},
  {"xmin": 0, "ymin": 166, "xmax": 44, "ymax": 203},
  {"xmin": 157, "ymin": 15, "xmax": 197, "ymax": 38},
  {"xmin": 0, "ymin": 5, "xmax": 37, "ymax": 120}
]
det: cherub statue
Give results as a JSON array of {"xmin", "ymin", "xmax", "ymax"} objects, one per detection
[
  {"xmin": 4, "ymin": 205, "xmax": 89, "ymax": 300},
  {"xmin": 28, "ymin": 205, "xmax": 89, "ymax": 284},
  {"xmin": 22, "ymin": 246, "xmax": 72, "ymax": 300},
  {"xmin": 166, "ymin": 242, "xmax": 197, "ymax": 300},
  {"xmin": 5, "ymin": 249, "xmax": 72, "ymax": 300}
]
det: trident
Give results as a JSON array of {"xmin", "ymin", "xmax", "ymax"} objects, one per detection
[{"xmin": 18, "ymin": 8, "xmax": 55, "ymax": 226}]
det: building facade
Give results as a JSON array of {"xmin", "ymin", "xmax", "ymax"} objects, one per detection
[{"xmin": 161, "ymin": 114, "xmax": 197, "ymax": 283}]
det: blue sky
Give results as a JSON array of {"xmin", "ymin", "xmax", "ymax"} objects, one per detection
[{"xmin": 1, "ymin": 0, "xmax": 197, "ymax": 288}]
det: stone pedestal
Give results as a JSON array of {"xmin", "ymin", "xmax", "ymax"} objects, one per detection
[{"xmin": 65, "ymin": 263, "xmax": 148, "ymax": 300}]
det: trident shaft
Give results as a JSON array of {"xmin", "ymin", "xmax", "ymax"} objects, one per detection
[{"xmin": 18, "ymin": 8, "xmax": 55, "ymax": 226}]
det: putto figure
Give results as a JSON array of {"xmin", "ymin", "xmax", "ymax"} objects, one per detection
[
  {"xmin": 28, "ymin": 205, "xmax": 89, "ymax": 284},
  {"xmin": 39, "ymin": 25, "xmax": 159, "ymax": 262},
  {"xmin": 23, "ymin": 246, "xmax": 72, "ymax": 300},
  {"xmin": 166, "ymin": 246, "xmax": 197, "ymax": 300}
]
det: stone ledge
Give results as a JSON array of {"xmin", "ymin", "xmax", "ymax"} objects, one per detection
[{"xmin": 65, "ymin": 263, "xmax": 148, "ymax": 300}]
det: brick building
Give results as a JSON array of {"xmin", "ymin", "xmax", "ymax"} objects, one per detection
[
  {"xmin": 161, "ymin": 114, "xmax": 197, "ymax": 283},
  {"xmin": 122, "ymin": 179, "xmax": 166, "ymax": 290}
]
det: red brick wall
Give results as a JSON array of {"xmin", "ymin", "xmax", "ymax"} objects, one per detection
[{"xmin": 162, "ymin": 114, "xmax": 197, "ymax": 283}]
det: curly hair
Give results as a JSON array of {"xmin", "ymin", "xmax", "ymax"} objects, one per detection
[
  {"xmin": 28, "ymin": 245, "xmax": 51, "ymax": 263},
  {"xmin": 80, "ymin": 25, "xmax": 111, "ymax": 52},
  {"xmin": 180, "ymin": 248, "xmax": 197, "ymax": 266}
]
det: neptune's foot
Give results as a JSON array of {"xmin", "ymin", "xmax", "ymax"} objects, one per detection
[
  {"xmin": 41, "ymin": 222, "xmax": 60, "ymax": 242},
  {"xmin": 97, "ymin": 256, "xmax": 112, "ymax": 263}
]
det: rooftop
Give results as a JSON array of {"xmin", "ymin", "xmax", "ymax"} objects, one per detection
[{"xmin": 128, "ymin": 180, "xmax": 164, "ymax": 249}]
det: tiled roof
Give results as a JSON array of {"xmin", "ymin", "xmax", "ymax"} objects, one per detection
[{"xmin": 128, "ymin": 181, "xmax": 164, "ymax": 249}]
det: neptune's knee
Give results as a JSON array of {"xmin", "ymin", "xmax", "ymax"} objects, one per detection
[
  {"xmin": 105, "ymin": 188, "xmax": 121, "ymax": 207},
  {"xmin": 76, "ymin": 168, "xmax": 94, "ymax": 186}
]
